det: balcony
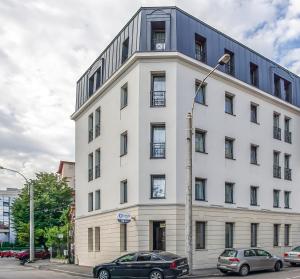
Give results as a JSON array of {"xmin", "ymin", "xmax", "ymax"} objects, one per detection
[
  {"xmin": 273, "ymin": 165, "xmax": 281, "ymax": 179},
  {"xmin": 95, "ymin": 165, "xmax": 100, "ymax": 178},
  {"xmin": 284, "ymin": 168, "xmax": 292, "ymax": 181},
  {"xmin": 88, "ymin": 169, "xmax": 93, "ymax": 181},
  {"xmin": 273, "ymin": 127, "xmax": 281, "ymax": 140},
  {"xmin": 95, "ymin": 124, "xmax": 100, "ymax": 137},
  {"xmin": 285, "ymin": 130, "xmax": 292, "ymax": 144},
  {"xmin": 88, "ymin": 129, "xmax": 93, "ymax": 142},
  {"xmin": 151, "ymin": 91, "xmax": 166, "ymax": 107},
  {"xmin": 151, "ymin": 142, "xmax": 166, "ymax": 158}
]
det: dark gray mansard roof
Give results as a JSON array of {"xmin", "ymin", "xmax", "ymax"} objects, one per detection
[{"xmin": 75, "ymin": 6, "xmax": 300, "ymax": 111}]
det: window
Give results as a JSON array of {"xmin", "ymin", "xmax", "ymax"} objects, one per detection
[
  {"xmin": 120, "ymin": 131, "xmax": 128, "ymax": 156},
  {"xmin": 224, "ymin": 49, "xmax": 234, "ymax": 75},
  {"xmin": 151, "ymin": 124, "xmax": 166, "ymax": 158},
  {"xmin": 225, "ymin": 93, "xmax": 234, "ymax": 115},
  {"xmin": 273, "ymin": 151, "xmax": 281, "ymax": 178},
  {"xmin": 195, "ymin": 130, "xmax": 206, "ymax": 153},
  {"xmin": 195, "ymin": 81, "xmax": 206, "ymax": 105},
  {"xmin": 284, "ymin": 117, "xmax": 292, "ymax": 143},
  {"xmin": 95, "ymin": 227, "xmax": 100, "ymax": 251},
  {"xmin": 284, "ymin": 154, "xmax": 291, "ymax": 180},
  {"xmin": 273, "ymin": 190, "xmax": 280, "ymax": 208},
  {"xmin": 137, "ymin": 253, "xmax": 152, "ymax": 261},
  {"xmin": 273, "ymin": 224, "xmax": 280, "ymax": 246},
  {"xmin": 250, "ymin": 186, "xmax": 258, "ymax": 206},
  {"xmin": 250, "ymin": 144, "xmax": 258, "ymax": 165},
  {"xmin": 195, "ymin": 178, "xmax": 206, "ymax": 201},
  {"xmin": 250, "ymin": 103, "xmax": 258, "ymax": 123},
  {"xmin": 121, "ymin": 83, "xmax": 128, "ymax": 109},
  {"xmin": 251, "ymin": 223, "xmax": 258, "ymax": 247},
  {"xmin": 225, "ymin": 137, "xmax": 234, "ymax": 159},
  {"xmin": 151, "ymin": 175, "xmax": 166, "ymax": 199},
  {"xmin": 88, "ymin": 113, "xmax": 93, "ymax": 142},
  {"xmin": 95, "ymin": 148, "xmax": 101, "ymax": 178},
  {"xmin": 284, "ymin": 224, "xmax": 290, "ymax": 246},
  {"xmin": 244, "ymin": 249, "xmax": 256, "ymax": 257},
  {"xmin": 88, "ymin": 192, "xmax": 93, "ymax": 212},
  {"xmin": 225, "ymin": 182, "xmax": 234, "ymax": 204},
  {"xmin": 95, "ymin": 190, "xmax": 101, "ymax": 210},
  {"xmin": 95, "ymin": 107, "xmax": 101, "ymax": 137},
  {"xmin": 195, "ymin": 221, "xmax": 206, "ymax": 249},
  {"xmin": 274, "ymin": 74, "xmax": 281, "ymax": 98},
  {"xmin": 151, "ymin": 21, "xmax": 165, "ymax": 51},
  {"xmin": 284, "ymin": 79, "xmax": 292, "ymax": 103},
  {"xmin": 88, "ymin": 153, "xmax": 93, "ymax": 181},
  {"xmin": 151, "ymin": 73, "xmax": 166, "ymax": 107},
  {"xmin": 195, "ymin": 34, "xmax": 206, "ymax": 63},
  {"xmin": 120, "ymin": 224, "xmax": 127, "ymax": 252},
  {"xmin": 120, "ymin": 180, "xmax": 128, "ymax": 204},
  {"xmin": 273, "ymin": 113, "xmax": 281, "ymax": 140},
  {"xmin": 121, "ymin": 38, "xmax": 129, "ymax": 63},
  {"xmin": 118, "ymin": 253, "xmax": 136, "ymax": 263},
  {"xmin": 225, "ymin": 223, "xmax": 234, "ymax": 248},
  {"xmin": 88, "ymin": 75, "xmax": 95, "ymax": 97},
  {"xmin": 284, "ymin": 191, "xmax": 291, "ymax": 209},
  {"xmin": 256, "ymin": 249, "xmax": 271, "ymax": 257},
  {"xmin": 250, "ymin": 63, "xmax": 259, "ymax": 87},
  {"xmin": 95, "ymin": 67, "xmax": 102, "ymax": 90},
  {"xmin": 88, "ymin": 228, "xmax": 93, "ymax": 251}
]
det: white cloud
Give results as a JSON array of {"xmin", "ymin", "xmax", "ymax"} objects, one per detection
[{"xmin": 0, "ymin": 0, "xmax": 299, "ymax": 189}]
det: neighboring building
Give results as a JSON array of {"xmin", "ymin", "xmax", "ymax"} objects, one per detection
[
  {"xmin": 57, "ymin": 161, "xmax": 75, "ymax": 190},
  {"xmin": 72, "ymin": 7, "xmax": 300, "ymax": 268},
  {"xmin": 0, "ymin": 188, "xmax": 20, "ymax": 243}
]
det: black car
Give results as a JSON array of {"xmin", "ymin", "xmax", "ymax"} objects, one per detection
[{"xmin": 93, "ymin": 251, "xmax": 189, "ymax": 279}]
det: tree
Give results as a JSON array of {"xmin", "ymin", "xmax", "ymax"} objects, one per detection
[{"xmin": 11, "ymin": 172, "xmax": 73, "ymax": 249}]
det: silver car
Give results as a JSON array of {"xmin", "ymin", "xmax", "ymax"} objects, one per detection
[
  {"xmin": 284, "ymin": 246, "xmax": 300, "ymax": 266},
  {"xmin": 217, "ymin": 248, "xmax": 283, "ymax": 276}
]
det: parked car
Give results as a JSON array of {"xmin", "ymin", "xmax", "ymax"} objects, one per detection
[
  {"xmin": 93, "ymin": 251, "xmax": 189, "ymax": 279},
  {"xmin": 284, "ymin": 246, "xmax": 300, "ymax": 266},
  {"xmin": 17, "ymin": 249, "xmax": 50, "ymax": 263},
  {"xmin": 217, "ymin": 248, "xmax": 283, "ymax": 276},
  {"xmin": 1, "ymin": 250, "xmax": 13, "ymax": 257}
]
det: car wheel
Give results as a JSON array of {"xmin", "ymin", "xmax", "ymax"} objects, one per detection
[
  {"xmin": 98, "ymin": 269, "xmax": 110, "ymax": 279},
  {"xmin": 149, "ymin": 270, "xmax": 163, "ymax": 279},
  {"xmin": 274, "ymin": 261, "xmax": 281, "ymax": 272},
  {"xmin": 239, "ymin": 265, "xmax": 249, "ymax": 276}
]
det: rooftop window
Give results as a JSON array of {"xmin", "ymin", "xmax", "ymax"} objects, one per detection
[{"xmin": 151, "ymin": 21, "xmax": 166, "ymax": 51}]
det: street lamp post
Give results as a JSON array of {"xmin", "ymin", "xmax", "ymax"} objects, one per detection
[
  {"xmin": 185, "ymin": 54, "xmax": 230, "ymax": 273},
  {"xmin": 0, "ymin": 166, "xmax": 34, "ymax": 262}
]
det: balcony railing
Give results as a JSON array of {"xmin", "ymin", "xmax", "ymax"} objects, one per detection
[
  {"xmin": 88, "ymin": 129, "xmax": 93, "ymax": 142},
  {"xmin": 285, "ymin": 130, "xmax": 292, "ymax": 144},
  {"xmin": 151, "ymin": 91, "xmax": 166, "ymax": 107},
  {"xmin": 151, "ymin": 142, "xmax": 166, "ymax": 158},
  {"xmin": 225, "ymin": 63, "xmax": 234, "ymax": 76},
  {"xmin": 95, "ymin": 165, "xmax": 100, "ymax": 178},
  {"xmin": 273, "ymin": 165, "xmax": 281, "ymax": 179},
  {"xmin": 284, "ymin": 168, "xmax": 292, "ymax": 181},
  {"xmin": 273, "ymin": 127, "xmax": 281, "ymax": 140},
  {"xmin": 195, "ymin": 50, "xmax": 206, "ymax": 63},
  {"xmin": 95, "ymin": 124, "xmax": 100, "ymax": 137},
  {"xmin": 151, "ymin": 39, "xmax": 166, "ymax": 51},
  {"xmin": 88, "ymin": 169, "xmax": 93, "ymax": 181}
]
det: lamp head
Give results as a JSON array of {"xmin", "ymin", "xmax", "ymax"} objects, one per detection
[{"xmin": 218, "ymin": 53, "xmax": 231, "ymax": 65}]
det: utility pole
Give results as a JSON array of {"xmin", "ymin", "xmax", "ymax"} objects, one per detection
[
  {"xmin": 185, "ymin": 54, "xmax": 230, "ymax": 274},
  {"xmin": 0, "ymin": 166, "xmax": 34, "ymax": 262}
]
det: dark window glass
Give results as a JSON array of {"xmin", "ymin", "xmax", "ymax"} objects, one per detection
[
  {"xmin": 250, "ymin": 145, "xmax": 258, "ymax": 164},
  {"xmin": 151, "ymin": 21, "xmax": 165, "ymax": 51},
  {"xmin": 273, "ymin": 151, "xmax": 281, "ymax": 178},
  {"xmin": 284, "ymin": 154, "xmax": 291, "ymax": 180},
  {"xmin": 95, "ymin": 190, "xmax": 101, "ymax": 210},
  {"xmin": 151, "ymin": 175, "xmax": 166, "ymax": 199},
  {"xmin": 95, "ymin": 148, "xmax": 100, "ymax": 178},
  {"xmin": 95, "ymin": 67, "xmax": 102, "ymax": 90},
  {"xmin": 225, "ymin": 94, "xmax": 234, "ymax": 114},
  {"xmin": 274, "ymin": 74, "xmax": 281, "ymax": 97},
  {"xmin": 120, "ymin": 224, "xmax": 127, "ymax": 252},
  {"xmin": 120, "ymin": 180, "xmax": 128, "ymax": 204},
  {"xmin": 88, "ymin": 113, "xmax": 93, "ymax": 142},
  {"xmin": 195, "ymin": 130, "xmax": 206, "ymax": 153},
  {"xmin": 284, "ymin": 117, "xmax": 292, "ymax": 144},
  {"xmin": 284, "ymin": 80, "xmax": 292, "ymax": 103},
  {"xmin": 221, "ymin": 249, "xmax": 237, "ymax": 257},
  {"xmin": 225, "ymin": 223, "xmax": 234, "ymax": 248},
  {"xmin": 89, "ymin": 75, "xmax": 94, "ymax": 97},
  {"xmin": 224, "ymin": 49, "xmax": 234, "ymax": 75},
  {"xmin": 95, "ymin": 227, "xmax": 100, "ymax": 251},
  {"xmin": 196, "ymin": 221, "xmax": 206, "ymax": 249},
  {"xmin": 88, "ymin": 228, "xmax": 93, "ymax": 251},
  {"xmin": 151, "ymin": 74, "xmax": 166, "ymax": 107},
  {"xmin": 250, "ymin": 103, "xmax": 258, "ymax": 123},
  {"xmin": 118, "ymin": 253, "xmax": 136, "ymax": 263},
  {"xmin": 273, "ymin": 113, "xmax": 281, "ymax": 140},
  {"xmin": 225, "ymin": 137, "xmax": 234, "ymax": 159},
  {"xmin": 88, "ymin": 192, "xmax": 93, "ymax": 212},
  {"xmin": 225, "ymin": 183, "xmax": 234, "ymax": 204},
  {"xmin": 273, "ymin": 224, "xmax": 280, "ymax": 246},
  {"xmin": 95, "ymin": 108, "xmax": 101, "ymax": 137},
  {"xmin": 273, "ymin": 190, "xmax": 280, "ymax": 208},
  {"xmin": 284, "ymin": 191, "xmax": 290, "ymax": 209},
  {"xmin": 195, "ymin": 178, "xmax": 206, "ymax": 201},
  {"xmin": 285, "ymin": 224, "xmax": 290, "ymax": 246},
  {"xmin": 195, "ymin": 34, "xmax": 206, "ymax": 63},
  {"xmin": 88, "ymin": 153, "xmax": 93, "ymax": 181},
  {"xmin": 250, "ymin": 186, "xmax": 258, "ymax": 206},
  {"xmin": 121, "ymin": 84, "xmax": 128, "ymax": 109},
  {"xmin": 120, "ymin": 131, "xmax": 128, "ymax": 156},
  {"xmin": 122, "ymin": 38, "xmax": 129, "ymax": 63},
  {"xmin": 137, "ymin": 253, "xmax": 152, "ymax": 261},
  {"xmin": 151, "ymin": 124, "xmax": 166, "ymax": 158},
  {"xmin": 251, "ymin": 223, "xmax": 258, "ymax": 247},
  {"xmin": 195, "ymin": 81, "xmax": 206, "ymax": 105},
  {"xmin": 250, "ymin": 63, "xmax": 259, "ymax": 87},
  {"xmin": 244, "ymin": 249, "xmax": 256, "ymax": 257}
]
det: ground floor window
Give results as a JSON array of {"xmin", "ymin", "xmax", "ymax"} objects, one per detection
[
  {"xmin": 95, "ymin": 227, "xmax": 100, "ymax": 251},
  {"xmin": 120, "ymin": 224, "xmax": 127, "ymax": 252},
  {"xmin": 274, "ymin": 224, "xmax": 280, "ymax": 247},
  {"xmin": 195, "ymin": 221, "xmax": 206, "ymax": 249},
  {"xmin": 152, "ymin": 221, "xmax": 166, "ymax": 251},
  {"xmin": 285, "ymin": 224, "xmax": 290, "ymax": 246},
  {"xmin": 225, "ymin": 223, "xmax": 234, "ymax": 248},
  {"xmin": 88, "ymin": 228, "xmax": 93, "ymax": 251},
  {"xmin": 251, "ymin": 223, "xmax": 258, "ymax": 247}
]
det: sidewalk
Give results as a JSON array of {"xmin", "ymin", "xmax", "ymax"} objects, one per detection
[{"xmin": 25, "ymin": 260, "xmax": 221, "ymax": 278}]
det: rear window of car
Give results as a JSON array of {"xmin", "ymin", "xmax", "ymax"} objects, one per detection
[
  {"xmin": 220, "ymin": 249, "xmax": 237, "ymax": 257},
  {"xmin": 292, "ymin": 247, "xmax": 300, "ymax": 252},
  {"xmin": 157, "ymin": 252, "xmax": 180, "ymax": 260}
]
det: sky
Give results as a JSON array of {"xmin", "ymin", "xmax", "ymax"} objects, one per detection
[{"xmin": 0, "ymin": 0, "xmax": 300, "ymax": 190}]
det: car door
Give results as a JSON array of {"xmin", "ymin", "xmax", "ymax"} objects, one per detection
[
  {"xmin": 255, "ymin": 249, "xmax": 274, "ymax": 270},
  {"xmin": 111, "ymin": 253, "xmax": 137, "ymax": 278},
  {"xmin": 243, "ymin": 249, "xmax": 260, "ymax": 271},
  {"xmin": 133, "ymin": 253, "xmax": 153, "ymax": 278}
]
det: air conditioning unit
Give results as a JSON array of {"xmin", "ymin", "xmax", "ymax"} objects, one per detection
[{"xmin": 155, "ymin": 43, "xmax": 165, "ymax": 50}]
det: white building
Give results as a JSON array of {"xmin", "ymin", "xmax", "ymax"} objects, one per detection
[
  {"xmin": 0, "ymin": 188, "xmax": 20, "ymax": 243},
  {"xmin": 72, "ymin": 7, "xmax": 300, "ymax": 268}
]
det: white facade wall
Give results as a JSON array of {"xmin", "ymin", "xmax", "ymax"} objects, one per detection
[{"xmin": 73, "ymin": 53, "xmax": 300, "ymax": 268}]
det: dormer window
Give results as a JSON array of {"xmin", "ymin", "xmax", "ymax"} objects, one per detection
[
  {"xmin": 122, "ymin": 38, "xmax": 129, "ymax": 63},
  {"xmin": 195, "ymin": 34, "xmax": 206, "ymax": 63},
  {"xmin": 151, "ymin": 21, "xmax": 165, "ymax": 51}
]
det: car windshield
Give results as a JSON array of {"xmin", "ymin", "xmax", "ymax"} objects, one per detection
[
  {"xmin": 292, "ymin": 246, "xmax": 300, "ymax": 252},
  {"xmin": 157, "ymin": 252, "xmax": 180, "ymax": 260},
  {"xmin": 221, "ymin": 249, "xmax": 237, "ymax": 257}
]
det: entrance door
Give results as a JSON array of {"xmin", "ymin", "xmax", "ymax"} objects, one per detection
[{"xmin": 153, "ymin": 221, "xmax": 166, "ymax": 251}]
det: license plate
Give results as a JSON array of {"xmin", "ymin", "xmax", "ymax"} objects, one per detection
[{"xmin": 182, "ymin": 269, "xmax": 187, "ymax": 273}]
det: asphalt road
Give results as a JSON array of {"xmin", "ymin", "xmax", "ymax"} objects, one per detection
[{"xmin": 2, "ymin": 257, "xmax": 300, "ymax": 279}]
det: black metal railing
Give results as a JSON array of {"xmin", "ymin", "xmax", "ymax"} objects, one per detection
[
  {"xmin": 225, "ymin": 63, "xmax": 234, "ymax": 76},
  {"xmin": 88, "ymin": 169, "xmax": 93, "ymax": 181},
  {"xmin": 273, "ymin": 127, "xmax": 281, "ymax": 140},
  {"xmin": 151, "ymin": 91, "xmax": 166, "ymax": 107},
  {"xmin": 273, "ymin": 165, "xmax": 281, "ymax": 178},
  {"xmin": 285, "ymin": 130, "xmax": 292, "ymax": 143},
  {"xmin": 284, "ymin": 168, "xmax": 292, "ymax": 180},
  {"xmin": 151, "ymin": 39, "xmax": 166, "ymax": 51},
  {"xmin": 151, "ymin": 142, "xmax": 166, "ymax": 158},
  {"xmin": 88, "ymin": 129, "xmax": 93, "ymax": 142},
  {"xmin": 195, "ymin": 50, "xmax": 206, "ymax": 63},
  {"xmin": 95, "ymin": 165, "xmax": 100, "ymax": 178}
]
